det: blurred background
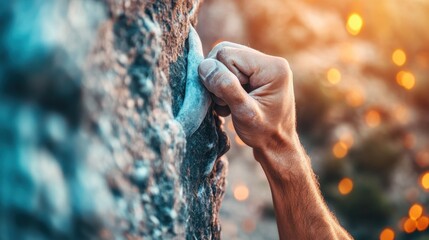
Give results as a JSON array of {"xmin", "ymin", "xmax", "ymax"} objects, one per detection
[{"xmin": 197, "ymin": 0, "xmax": 429, "ymax": 239}]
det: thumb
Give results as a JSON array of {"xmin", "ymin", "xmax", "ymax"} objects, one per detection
[{"xmin": 198, "ymin": 59, "xmax": 257, "ymax": 120}]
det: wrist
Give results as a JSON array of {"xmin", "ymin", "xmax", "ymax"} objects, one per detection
[{"xmin": 253, "ymin": 130, "xmax": 310, "ymax": 184}]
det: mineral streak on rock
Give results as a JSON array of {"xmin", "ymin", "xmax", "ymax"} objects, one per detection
[{"xmin": 0, "ymin": 0, "xmax": 229, "ymax": 239}]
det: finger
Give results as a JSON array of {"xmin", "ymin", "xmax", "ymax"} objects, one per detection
[
  {"xmin": 198, "ymin": 59, "xmax": 256, "ymax": 118},
  {"xmin": 207, "ymin": 41, "xmax": 259, "ymax": 59},
  {"xmin": 208, "ymin": 43, "xmax": 253, "ymax": 84},
  {"xmin": 216, "ymin": 47, "xmax": 291, "ymax": 90},
  {"xmin": 214, "ymin": 47, "xmax": 250, "ymax": 85},
  {"xmin": 214, "ymin": 105, "xmax": 231, "ymax": 117},
  {"xmin": 212, "ymin": 94, "xmax": 227, "ymax": 106}
]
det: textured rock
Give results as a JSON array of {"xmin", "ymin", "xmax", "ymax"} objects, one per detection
[{"xmin": 0, "ymin": 0, "xmax": 229, "ymax": 239}]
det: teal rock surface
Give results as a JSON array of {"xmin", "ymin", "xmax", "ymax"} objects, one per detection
[{"xmin": 0, "ymin": 0, "xmax": 229, "ymax": 239}]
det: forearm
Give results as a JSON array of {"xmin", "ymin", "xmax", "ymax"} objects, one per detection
[{"xmin": 254, "ymin": 132, "xmax": 352, "ymax": 240}]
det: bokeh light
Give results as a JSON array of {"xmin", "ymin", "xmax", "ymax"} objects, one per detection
[
  {"xmin": 346, "ymin": 13, "xmax": 363, "ymax": 36},
  {"xmin": 339, "ymin": 132, "xmax": 354, "ymax": 148},
  {"xmin": 409, "ymin": 203, "xmax": 423, "ymax": 220},
  {"xmin": 365, "ymin": 110, "xmax": 381, "ymax": 127},
  {"xmin": 233, "ymin": 184, "xmax": 249, "ymax": 201},
  {"xmin": 332, "ymin": 141, "xmax": 348, "ymax": 159},
  {"xmin": 417, "ymin": 216, "xmax": 429, "ymax": 232},
  {"xmin": 392, "ymin": 49, "xmax": 407, "ymax": 66},
  {"xmin": 403, "ymin": 218, "xmax": 417, "ymax": 233},
  {"xmin": 379, "ymin": 228, "xmax": 395, "ymax": 240},
  {"xmin": 346, "ymin": 90, "xmax": 365, "ymax": 107},
  {"xmin": 420, "ymin": 172, "xmax": 429, "ymax": 190},
  {"xmin": 396, "ymin": 71, "xmax": 415, "ymax": 90},
  {"xmin": 338, "ymin": 178, "xmax": 353, "ymax": 195},
  {"xmin": 198, "ymin": 1, "xmax": 429, "ymax": 239},
  {"xmin": 326, "ymin": 68, "xmax": 341, "ymax": 85}
]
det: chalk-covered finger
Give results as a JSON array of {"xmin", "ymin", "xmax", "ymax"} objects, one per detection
[
  {"xmin": 216, "ymin": 47, "xmax": 291, "ymax": 89},
  {"xmin": 198, "ymin": 59, "xmax": 255, "ymax": 118},
  {"xmin": 207, "ymin": 41, "xmax": 259, "ymax": 59}
]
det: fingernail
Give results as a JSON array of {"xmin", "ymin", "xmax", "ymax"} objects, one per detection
[{"xmin": 199, "ymin": 59, "xmax": 217, "ymax": 81}]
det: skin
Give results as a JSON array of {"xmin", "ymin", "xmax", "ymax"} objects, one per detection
[{"xmin": 198, "ymin": 42, "xmax": 353, "ymax": 240}]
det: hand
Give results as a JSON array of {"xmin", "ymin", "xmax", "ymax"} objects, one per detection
[
  {"xmin": 199, "ymin": 42, "xmax": 352, "ymax": 240},
  {"xmin": 198, "ymin": 42, "xmax": 300, "ymax": 168}
]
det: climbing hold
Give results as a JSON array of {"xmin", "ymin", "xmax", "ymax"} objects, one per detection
[{"xmin": 175, "ymin": 26, "xmax": 212, "ymax": 137}]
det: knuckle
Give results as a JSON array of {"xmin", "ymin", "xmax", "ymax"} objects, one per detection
[
  {"xmin": 274, "ymin": 57, "xmax": 292, "ymax": 80},
  {"xmin": 216, "ymin": 47, "xmax": 231, "ymax": 62},
  {"xmin": 213, "ymin": 41, "xmax": 235, "ymax": 58}
]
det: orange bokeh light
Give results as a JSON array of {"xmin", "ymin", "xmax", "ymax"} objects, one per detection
[
  {"xmin": 327, "ymin": 68, "xmax": 342, "ymax": 85},
  {"xmin": 332, "ymin": 141, "xmax": 348, "ymax": 159},
  {"xmin": 396, "ymin": 71, "xmax": 415, "ymax": 90},
  {"xmin": 409, "ymin": 204, "xmax": 423, "ymax": 220},
  {"xmin": 379, "ymin": 228, "xmax": 395, "ymax": 240},
  {"xmin": 346, "ymin": 13, "xmax": 363, "ymax": 36},
  {"xmin": 417, "ymin": 216, "xmax": 429, "ymax": 231},
  {"xmin": 392, "ymin": 49, "xmax": 407, "ymax": 66},
  {"xmin": 365, "ymin": 110, "xmax": 381, "ymax": 127},
  {"xmin": 420, "ymin": 172, "xmax": 429, "ymax": 190},
  {"xmin": 338, "ymin": 178, "xmax": 353, "ymax": 195},
  {"xmin": 234, "ymin": 184, "xmax": 249, "ymax": 201},
  {"xmin": 403, "ymin": 218, "xmax": 417, "ymax": 233}
]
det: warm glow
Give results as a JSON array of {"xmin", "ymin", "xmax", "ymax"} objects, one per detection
[
  {"xmin": 420, "ymin": 172, "xmax": 429, "ymax": 190},
  {"xmin": 339, "ymin": 132, "xmax": 354, "ymax": 148},
  {"xmin": 338, "ymin": 178, "xmax": 353, "ymax": 195},
  {"xmin": 327, "ymin": 68, "xmax": 342, "ymax": 85},
  {"xmin": 393, "ymin": 104, "xmax": 410, "ymax": 124},
  {"xmin": 392, "ymin": 49, "xmax": 407, "ymax": 66},
  {"xmin": 346, "ymin": 90, "xmax": 364, "ymax": 107},
  {"xmin": 365, "ymin": 110, "xmax": 381, "ymax": 127},
  {"xmin": 403, "ymin": 218, "xmax": 417, "ymax": 233},
  {"xmin": 416, "ymin": 151, "xmax": 429, "ymax": 168},
  {"xmin": 396, "ymin": 71, "xmax": 415, "ymax": 90},
  {"xmin": 409, "ymin": 204, "xmax": 423, "ymax": 220},
  {"xmin": 346, "ymin": 13, "xmax": 363, "ymax": 36},
  {"xmin": 332, "ymin": 141, "xmax": 348, "ymax": 159},
  {"xmin": 417, "ymin": 216, "xmax": 429, "ymax": 231},
  {"xmin": 234, "ymin": 184, "xmax": 249, "ymax": 201},
  {"xmin": 379, "ymin": 228, "xmax": 395, "ymax": 240},
  {"xmin": 235, "ymin": 135, "xmax": 246, "ymax": 146}
]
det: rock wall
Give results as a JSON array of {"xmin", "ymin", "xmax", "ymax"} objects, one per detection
[{"xmin": 0, "ymin": 0, "xmax": 229, "ymax": 239}]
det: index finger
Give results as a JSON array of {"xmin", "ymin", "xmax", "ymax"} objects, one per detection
[
  {"xmin": 207, "ymin": 41, "xmax": 259, "ymax": 59},
  {"xmin": 207, "ymin": 42, "xmax": 260, "ymax": 84}
]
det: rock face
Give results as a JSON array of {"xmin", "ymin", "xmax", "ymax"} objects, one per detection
[{"xmin": 0, "ymin": 0, "xmax": 229, "ymax": 239}]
